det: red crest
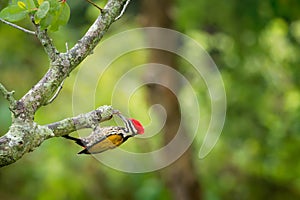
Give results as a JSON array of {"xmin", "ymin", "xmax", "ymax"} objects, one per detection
[{"xmin": 130, "ymin": 118, "xmax": 144, "ymax": 134}]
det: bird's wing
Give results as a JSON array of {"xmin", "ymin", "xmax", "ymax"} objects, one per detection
[{"xmin": 78, "ymin": 134, "xmax": 124, "ymax": 154}]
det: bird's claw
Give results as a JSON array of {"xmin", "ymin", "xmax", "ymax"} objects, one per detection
[{"xmin": 112, "ymin": 109, "xmax": 121, "ymax": 115}]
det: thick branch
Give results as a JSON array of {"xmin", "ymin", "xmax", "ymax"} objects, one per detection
[
  {"xmin": 14, "ymin": 65, "xmax": 66, "ymax": 120},
  {"xmin": 16, "ymin": 0, "xmax": 128, "ymax": 120},
  {"xmin": 65, "ymin": 0, "xmax": 127, "ymax": 69},
  {"xmin": 0, "ymin": 121, "xmax": 54, "ymax": 167},
  {"xmin": 47, "ymin": 105, "xmax": 114, "ymax": 136},
  {"xmin": 0, "ymin": 0, "xmax": 130, "ymax": 167},
  {"xmin": 0, "ymin": 105, "xmax": 115, "ymax": 167}
]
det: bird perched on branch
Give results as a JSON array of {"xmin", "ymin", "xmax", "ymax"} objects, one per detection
[{"xmin": 63, "ymin": 113, "xmax": 144, "ymax": 154}]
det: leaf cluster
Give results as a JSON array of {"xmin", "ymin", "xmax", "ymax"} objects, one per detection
[{"xmin": 0, "ymin": 0, "xmax": 70, "ymax": 31}]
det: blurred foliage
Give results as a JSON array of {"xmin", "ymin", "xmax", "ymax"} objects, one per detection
[
  {"xmin": 1, "ymin": 0, "xmax": 300, "ymax": 199},
  {"xmin": 175, "ymin": 0, "xmax": 300, "ymax": 199}
]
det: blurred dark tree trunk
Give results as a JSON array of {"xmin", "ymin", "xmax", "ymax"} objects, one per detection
[{"xmin": 140, "ymin": 0, "xmax": 202, "ymax": 200}]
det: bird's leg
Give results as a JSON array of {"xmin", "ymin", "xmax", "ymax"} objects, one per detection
[
  {"xmin": 112, "ymin": 110, "xmax": 133, "ymax": 133},
  {"xmin": 112, "ymin": 109, "xmax": 121, "ymax": 115},
  {"xmin": 116, "ymin": 113, "xmax": 128, "ymax": 125},
  {"xmin": 85, "ymin": 0, "xmax": 103, "ymax": 11}
]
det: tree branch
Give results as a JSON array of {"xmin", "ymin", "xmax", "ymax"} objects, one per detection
[
  {"xmin": 115, "ymin": 0, "xmax": 130, "ymax": 21},
  {"xmin": 0, "ymin": 83, "xmax": 16, "ymax": 107},
  {"xmin": 0, "ymin": 0, "xmax": 130, "ymax": 167},
  {"xmin": 47, "ymin": 105, "xmax": 114, "ymax": 136},
  {"xmin": 64, "ymin": 0, "xmax": 127, "ymax": 69},
  {"xmin": 16, "ymin": 0, "xmax": 128, "ymax": 120},
  {"xmin": 0, "ymin": 106, "xmax": 115, "ymax": 167},
  {"xmin": 34, "ymin": 24, "xmax": 60, "ymax": 63},
  {"xmin": 15, "ymin": 0, "xmax": 128, "ymax": 120},
  {"xmin": 44, "ymin": 80, "xmax": 64, "ymax": 105},
  {"xmin": 0, "ymin": 18, "xmax": 36, "ymax": 35}
]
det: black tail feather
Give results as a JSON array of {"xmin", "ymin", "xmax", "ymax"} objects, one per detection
[
  {"xmin": 62, "ymin": 135, "xmax": 85, "ymax": 147},
  {"xmin": 78, "ymin": 148, "xmax": 90, "ymax": 154}
]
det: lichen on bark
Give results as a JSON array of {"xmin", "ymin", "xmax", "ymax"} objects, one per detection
[{"xmin": 0, "ymin": 0, "xmax": 129, "ymax": 167}]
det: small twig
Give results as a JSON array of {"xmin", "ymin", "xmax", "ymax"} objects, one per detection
[
  {"xmin": 44, "ymin": 80, "xmax": 64, "ymax": 105},
  {"xmin": 0, "ymin": 18, "xmax": 36, "ymax": 35},
  {"xmin": 0, "ymin": 0, "xmax": 130, "ymax": 168},
  {"xmin": 65, "ymin": 42, "xmax": 69, "ymax": 53},
  {"xmin": 0, "ymin": 83, "xmax": 16, "ymax": 106},
  {"xmin": 31, "ymin": 15, "xmax": 60, "ymax": 63},
  {"xmin": 85, "ymin": 0, "xmax": 103, "ymax": 11},
  {"xmin": 115, "ymin": 0, "xmax": 130, "ymax": 21}
]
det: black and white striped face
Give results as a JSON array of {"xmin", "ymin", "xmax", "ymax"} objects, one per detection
[
  {"xmin": 116, "ymin": 113, "xmax": 144, "ymax": 136},
  {"xmin": 124, "ymin": 118, "xmax": 138, "ymax": 135}
]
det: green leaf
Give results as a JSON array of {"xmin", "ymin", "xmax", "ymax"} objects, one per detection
[
  {"xmin": 25, "ymin": 0, "xmax": 36, "ymax": 10},
  {"xmin": 33, "ymin": 0, "xmax": 70, "ymax": 31},
  {"xmin": 37, "ymin": 0, "xmax": 44, "ymax": 5},
  {"xmin": 48, "ymin": 0, "xmax": 61, "ymax": 13},
  {"xmin": 39, "ymin": 16, "xmax": 51, "ymax": 30},
  {"xmin": 17, "ymin": 1, "xmax": 26, "ymax": 9},
  {"xmin": 38, "ymin": 0, "xmax": 60, "ymax": 29},
  {"xmin": 14, "ymin": 0, "xmax": 35, "ymax": 10},
  {"xmin": 0, "ymin": 5, "xmax": 28, "ymax": 22},
  {"xmin": 34, "ymin": 1, "xmax": 49, "ymax": 24},
  {"xmin": 49, "ymin": 2, "xmax": 70, "ymax": 31}
]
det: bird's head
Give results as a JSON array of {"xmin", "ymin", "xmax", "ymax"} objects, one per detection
[{"xmin": 129, "ymin": 118, "xmax": 144, "ymax": 134}]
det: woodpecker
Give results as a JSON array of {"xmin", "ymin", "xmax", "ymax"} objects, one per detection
[{"xmin": 63, "ymin": 113, "xmax": 144, "ymax": 154}]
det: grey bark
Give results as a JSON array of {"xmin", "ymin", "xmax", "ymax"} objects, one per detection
[{"xmin": 0, "ymin": 0, "xmax": 129, "ymax": 167}]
